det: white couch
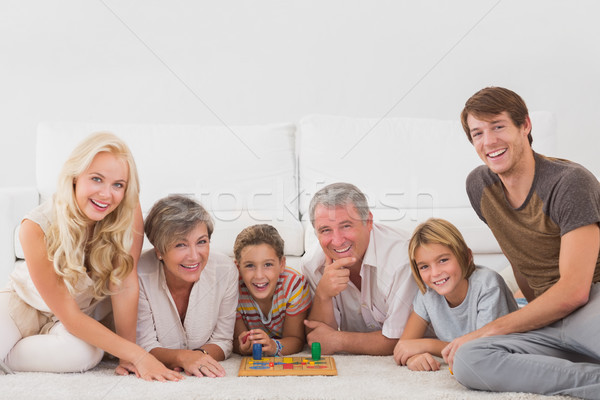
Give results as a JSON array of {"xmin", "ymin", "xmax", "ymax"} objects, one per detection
[{"xmin": 0, "ymin": 113, "xmax": 557, "ymax": 287}]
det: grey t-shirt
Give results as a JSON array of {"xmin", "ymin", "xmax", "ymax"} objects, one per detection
[
  {"xmin": 467, "ymin": 153, "xmax": 600, "ymax": 297},
  {"xmin": 413, "ymin": 266, "xmax": 518, "ymax": 342}
]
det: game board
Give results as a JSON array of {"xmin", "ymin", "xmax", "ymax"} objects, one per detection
[{"xmin": 238, "ymin": 356, "xmax": 337, "ymax": 377}]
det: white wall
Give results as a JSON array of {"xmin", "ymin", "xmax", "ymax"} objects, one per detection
[{"xmin": 1, "ymin": 0, "xmax": 599, "ymax": 188}]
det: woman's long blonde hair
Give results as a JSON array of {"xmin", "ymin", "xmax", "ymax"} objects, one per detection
[{"xmin": 46, "ymin": 132, "xmax": 140, "ymax": 299}]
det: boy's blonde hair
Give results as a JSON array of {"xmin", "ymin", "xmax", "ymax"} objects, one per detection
[
  {"xmin": 409, "ymin": 218, "xmax": 475, "ymax": 294},
  {"xmin": 46, "ymin": 132, "xmax": 140, "ymax": 299},
  {"xmin": 233, "ymin": 224, "xmax": 284, "ymax": 263}
]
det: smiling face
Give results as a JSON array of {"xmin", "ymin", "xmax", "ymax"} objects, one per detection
[
  {"xmin": 467, "ymin": 111, "xmax": 532, "ymax": 178},
  {"xmin": 236, "ymin": 243, "xmax": 285, "ymax": 313},
  {"xmin": 414, "ymin": 243, "xmax": 469, "ymax": 307},
  {"xmin": 74, "ymin": 151, "xmax": 128, "ymax": 223},
  {"xmin": 313, "ymin": 203, "xmax": 373, "ymax": 271},
  {"xmin": 159, "ymin": 222, "xmax": 210, "ymax": 288}
]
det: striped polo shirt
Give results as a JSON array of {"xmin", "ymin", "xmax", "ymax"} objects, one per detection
[{"xmin": 236, "ymin": 267, "xmax": 311, "ymax": 338}]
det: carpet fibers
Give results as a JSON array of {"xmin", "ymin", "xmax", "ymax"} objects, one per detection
[{"xmin": 0, "ymin": 353, "xmax": 574, "ymax": 400}]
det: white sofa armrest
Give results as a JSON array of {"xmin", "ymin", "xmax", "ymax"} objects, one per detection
[{"xmin": 0, "ymin": 187, "xmax": 39, "ymax": 287}]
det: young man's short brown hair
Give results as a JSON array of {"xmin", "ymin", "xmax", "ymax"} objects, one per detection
[{"xmin": 461, "ymin": 87, "xmax": 532, "ymax": 145}]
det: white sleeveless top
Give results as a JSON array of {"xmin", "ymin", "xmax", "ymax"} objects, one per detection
[{"xmin": 9, "ymin": 201, "xmax": 100, "ymax": 316}]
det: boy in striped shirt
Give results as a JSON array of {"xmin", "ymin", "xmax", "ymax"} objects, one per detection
[{"xmin": 233, "ymin": 224, "xmax": 311, "ymax": 356}]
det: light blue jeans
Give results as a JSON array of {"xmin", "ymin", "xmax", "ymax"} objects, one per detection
[{"xmin": 453, "ymin": 283, "xmax": 600, "ymax": 399}]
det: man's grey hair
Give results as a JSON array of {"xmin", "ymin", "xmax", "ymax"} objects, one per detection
[{"xmin": 309, "ymin": 182, "xmax": 370, "ymax": 227}]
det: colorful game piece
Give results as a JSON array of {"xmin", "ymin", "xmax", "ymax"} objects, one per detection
[
  {"xmin": 252, "ymin": 343, "xmax": 262, "ymax": 360},
  {"xmin": 311, "ymin": 342, "xmax": 321, "ymax": 361},
  {"xmin": 283, "ymin": 357, "xmax": 293, "ymax": 363}
]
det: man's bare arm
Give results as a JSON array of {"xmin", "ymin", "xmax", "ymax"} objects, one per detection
[{"xmin": 443, "ymin": 224, "xmax": 599, "ymax": 366}]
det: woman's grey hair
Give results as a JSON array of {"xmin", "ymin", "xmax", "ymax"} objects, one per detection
[
  {"xmin": 144, "ymin": 194, "xmax": 214, "ymax": 255},
  {"xmin": 308, "ymin": 182, "xmax": 370, "ymax": 227}
]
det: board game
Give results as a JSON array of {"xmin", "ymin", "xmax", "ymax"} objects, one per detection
[{"xmin": 238, "ymin": 355, "xmax": 337, "ymax": 377}]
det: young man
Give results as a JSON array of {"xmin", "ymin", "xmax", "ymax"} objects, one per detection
[
  {"xmin": 301, "ymin": 182, "xmax": 417, "ymax": 355},
  {"xmin": 445, "ymin": 87, "xmax": 600, "ymax": 399}
]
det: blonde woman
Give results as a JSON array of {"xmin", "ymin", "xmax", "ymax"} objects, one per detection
[{"xmin": 0, "ymin": 132, "xmax": 181, "ymax": 381}]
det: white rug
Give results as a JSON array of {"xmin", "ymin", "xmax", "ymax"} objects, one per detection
[{"xmin": 0, "ymin": 352, "xmax": 574, "ymax": 400}]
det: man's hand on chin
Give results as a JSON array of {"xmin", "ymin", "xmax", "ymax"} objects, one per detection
[{"xmin": 316, "ymin": 256, "xmax": 355, "ymax": 299}]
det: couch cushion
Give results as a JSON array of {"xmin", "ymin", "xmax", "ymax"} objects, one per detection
[
  {"xmin": 36, "ymin": 122, "xmax": 302, "ymax": 257},
  {"xmin": 297, "ymin": 112, "xmax": 557, "ymax": 256},
  {"xmin": 206, "ymin": 211, "xmax": 304, "ymax": 257}
]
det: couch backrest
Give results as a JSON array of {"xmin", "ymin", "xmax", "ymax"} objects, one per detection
[
  {"xmin": 297, "ymin": 112, "xmax": 557, "ymax": 270},
  {"xmin": 34, "ymin": 122, "xmax": 304, "ymax": 258}
]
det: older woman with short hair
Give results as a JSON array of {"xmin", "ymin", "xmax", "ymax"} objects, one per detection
[{"xmin": 136, "ymin": 194, "xmax": 238, "ymax": 378}]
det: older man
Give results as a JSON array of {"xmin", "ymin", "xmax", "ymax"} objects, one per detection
[{"xmin": 301, "ymin": 182, "xmax": 417, "ymax": 355}]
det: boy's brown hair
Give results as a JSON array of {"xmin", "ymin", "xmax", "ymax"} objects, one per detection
[{"xmin": 233, "ymin": 224, "xmax": 285, "ymax": 263}]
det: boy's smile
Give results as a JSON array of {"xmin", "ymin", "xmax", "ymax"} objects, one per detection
[
  {"xmin": 237, "ymin": 243, "xmax": 286, "ymax": 315},
  {"xmin": 415, "ymin": 243, "xmax": 469, "ymax": 308}
]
